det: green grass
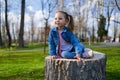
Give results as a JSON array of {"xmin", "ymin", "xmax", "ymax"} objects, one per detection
[
  {"xmin": 91, "ymin": 46, "xmax": 120, "ymax": 80},
  {"xmin": 0, "ymin": 49, "xmax": 48, "ymax": 80},
  {"xmin": 0, "ymin": 42, "xmax": 47, "ymax": 50},
  {"xmin": 0, "ymin": 46, "xmax": 120, "ymax": 80}
]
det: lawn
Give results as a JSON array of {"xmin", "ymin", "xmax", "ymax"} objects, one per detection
[
  {"xmin": 91, "ymin": 46, "xmax": 120, "ymax": 80},
  {"xmin": 0, "ymin": 46, "xmax": 120, "ymax": 80},
  {"xmin": 0, "ymin": 48, "xmax": 48, "ymax": 80}
]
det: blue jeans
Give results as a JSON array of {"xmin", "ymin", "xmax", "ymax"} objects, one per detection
[{"xmin": 61, "ymin": 51, "xmax": 83, "ymax": 59}]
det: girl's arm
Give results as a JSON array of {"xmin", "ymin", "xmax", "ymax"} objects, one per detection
[
  {"xmin": 48, "ymin": 30, "xmax": 56, "ymax": 56},
  {"xmin": 69, "ymin": 31, "xmax": 84, "ymax": 56}
]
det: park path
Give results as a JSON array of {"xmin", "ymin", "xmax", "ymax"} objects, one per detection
[
  {"xmin": 0, "ymin": 42, "xmax": 120, "ymax": 53},
  {"xmin": 88, "ymin": 42, "xmax": 120, "ymax": 48},
  {"xmin": 0, "ymin": 48, "xmax": 45, "ymax": 53}
]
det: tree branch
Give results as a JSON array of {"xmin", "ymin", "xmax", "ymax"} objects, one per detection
[
  {"xmin": 112, "ymin": 20, "xmax": 120, "ymax": 24},
  {"xmin": 115, "ymin": 0, "xmax": 120, "ymax": 11}
]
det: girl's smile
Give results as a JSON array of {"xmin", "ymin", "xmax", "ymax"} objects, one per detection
[{"xmin": 54, "ymin": 12, "xmax": 67, "ymax": 29}]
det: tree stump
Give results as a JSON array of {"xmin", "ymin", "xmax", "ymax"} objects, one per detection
[{"xmin": 45, "ymin": 51, "xmax": 107, "ymax": 80}]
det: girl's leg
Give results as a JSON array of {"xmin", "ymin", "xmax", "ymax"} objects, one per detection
[
  {"xmin": 82, "ymin": 48, "xmax": 93, "ymax": 58},
  {"xmin": 61, "ymin": 51, "xmax": 76, "ymax": 59}
]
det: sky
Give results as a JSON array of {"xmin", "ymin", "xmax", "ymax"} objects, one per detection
[{"xmin": 1, "ymin": 0, "xmax": 120, "ymax": 38}]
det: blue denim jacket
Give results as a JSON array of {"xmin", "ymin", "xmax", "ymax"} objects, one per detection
[{"xmin": 48, "ymin": 26, "xmax": 84, "ymax": 56}]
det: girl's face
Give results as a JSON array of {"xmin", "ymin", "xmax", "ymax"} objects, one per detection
[{"xmin": 54, "ymin": 12, "xmax": 67, "ymax": 28}]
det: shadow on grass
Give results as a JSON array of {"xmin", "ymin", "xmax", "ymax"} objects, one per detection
[
  {"xmin": 0, "ymin": 68, "xmax": 45, "ymax": 80},
  {"xmin": 107, "ymin": 71, "xmax": 120, "ymax": 80},
  {"xmin": 0, "ymin": 53, "xmax": 45, "ymax": 64},
  {"xmin": 1, "ymin": 69, "xmax": 120, "ymax": 80}
]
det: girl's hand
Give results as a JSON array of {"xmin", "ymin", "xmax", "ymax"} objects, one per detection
[
  {"xmin": 74, "ymin": 54, "xmax": 83, "ymax": 60},
  {"xmin": 50, "ymin": 55, "xmax": 57, "ymax": 59}
]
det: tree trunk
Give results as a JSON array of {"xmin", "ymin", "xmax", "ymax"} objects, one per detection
[
  {"xmin": 44, "ymin": 19, "xmax": 48, "ymax": 54},
  {"xmin": 115, "ymin": 0, "xmax": 120, "ymax": 11},
  {"xmin": 18, "ymin": 0, "xmax": 25, "ymax": 48},
  {"xmin": 5, "ymin": 0, "xmax": 12, "ymax": 47},
  {"xmin": 45, "ymin": 51, "xmax": 106, "ymax": 80},
  {"xmin": 0, "ymin": 27, "xmax": 3, "ymax": 46},
  {"xmin": 0, "ymin": 3, "xmax": 3, "ymax": 46}
]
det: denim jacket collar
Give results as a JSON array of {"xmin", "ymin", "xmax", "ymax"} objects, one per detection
[{"xmin": 52, "ymin": 26, "xmax": 67, "ymax": 32}]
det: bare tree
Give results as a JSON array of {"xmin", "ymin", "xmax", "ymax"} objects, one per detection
[
  {"xmin": 29, "ymin": 14, "xmax": 35, "ymax": 44},
  {"xmin": 76, "ymin": 0, "xmax": 82, "ymax": 39},
  {"xmin": 91, "ymin": 9, "xmax": 95, "ymax": 42},
  {"xmin": 5, "ymin": 0, "xmax": 12, "ymax": 47},
  {"xmin": 11, "ymin": 22, "xmax": 16, "ymax": 43},
  {"xmin": 18, "ymin": 0, "xmax": 25, "ymax": 48},
  {"xmin": 84, "ymin": 0, "xmax": 89, "ymax": 39},
  {"xmin": 115, "ymin": 0, "xmax": 120, "ymax": 11},
  {"xmin": 0, "ymin": 1, "xmax": 3, "ymax": 46},
  {"xmin": 0, "ymin": 26, "xmax": 3, "ymax": 46},
  {"xmin": 99, "ymin": 0, "xmax": 104, "ymax": 15},
  {"xmin": 72, "ymin": 0, "xmax": 84, "ymax": 39},
  {"xmin": 58, "ymin": 0, "xmax": 63, "ymax": 10},
  {"xmin": 36, "ymin": 27, "xmax": 41, "ymax": 42},
  {"xmin": 14, "ymin": 16, "xmax": 20, "ymax": 46},
  {"xmin": 113, "ymin": 26, "xmax": 117, "ymax": 42},
  {"xmin": 1, "ymin": 21, "xmax": 6, "ymax": 46},
  {"xmin": 41, "ymin": 0, "xmax": 57, "ymax": 54},
  {"xmin": 106, "ymin": 0, "xmax": 115, "ymax": 36},
  {"xmin": 113, "ymin": 20, "xmax": 120, "ymax": 24},
  {"xmin": 113, "ymin": 0, "xmax": 120, "ymax": 24}
]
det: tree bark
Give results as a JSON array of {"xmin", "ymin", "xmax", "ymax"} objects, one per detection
[
  {"xmin": 0, "ymin": 27, "xmax": 3, "ymax": 46},
  {"xmin": 5, "ymin": 0, "xmax": 12, "ymax": 47},
  {"xmin": 44, "ymin": 19, "xmax": 48, "ymax": 54},
  {"xmin": 0, "ymin": 3, "xmax": 3, "ymax": 46},
  {"xmin": 18, "ymin": 0, "xmax": 25, "ymax": 48},
  {"xmin": 45, "ymin": 51, "xmax": 106, "ymax": 80},
  {"xmin": 115, "ymin": 0, "xmax": 120, "ymax": 11}
]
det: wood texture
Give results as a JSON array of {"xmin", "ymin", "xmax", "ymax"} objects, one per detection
[{"xmin": 45, "ymin": 51, "xmax": 106, "ymax": 80}]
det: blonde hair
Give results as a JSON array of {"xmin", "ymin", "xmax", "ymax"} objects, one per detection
[{"xmin": 56, "ymin": 11, "xmax": 74, "ymax": 31}]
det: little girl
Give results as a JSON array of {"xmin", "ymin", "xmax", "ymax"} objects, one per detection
[{"xmin": 48, "ymin": 11, "xmax": 93, "ymax": 60}]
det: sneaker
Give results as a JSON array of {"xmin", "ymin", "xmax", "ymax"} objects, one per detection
[{"xmin": 82, "ymin": 48, "xmax": 94, "ymax": 58}]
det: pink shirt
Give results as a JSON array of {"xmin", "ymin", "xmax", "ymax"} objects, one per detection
[{"xmin": 58, "ymin": 30, "xmax": 73, "ymax": 57}]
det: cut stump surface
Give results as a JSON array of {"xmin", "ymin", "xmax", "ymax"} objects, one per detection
[{"xmin": 45, "ymin": 51, "xmax": 107, "ymax": 80}]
